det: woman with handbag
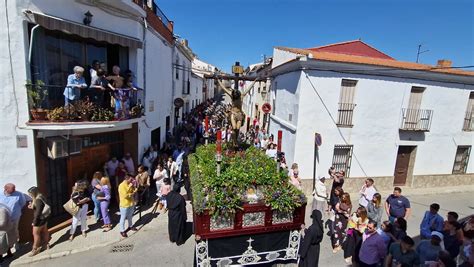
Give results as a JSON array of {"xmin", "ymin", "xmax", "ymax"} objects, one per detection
[
  {"xmin": 90, "ymin": 171, "xmax": 102, "ymax": 223},
  {"xmin": 69, "ymin": 181, "xmax": 91, "ymax": 241},
  {"xmin": 27, "ymin": 186, "xmax": 50, "ymax": 256}
]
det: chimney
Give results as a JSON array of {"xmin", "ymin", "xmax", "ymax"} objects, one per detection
[
  {"xmin": 436, "ymin": 59, "xmax": 452, "ymax": 68},
  {"xmin": 181, "ymin": 39, "xmax": 189, "ymax": 48}
]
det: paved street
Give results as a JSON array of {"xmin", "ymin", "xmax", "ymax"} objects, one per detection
[{"xmin": 12, "ymin": 189, "xmax": 473, "ymax": 267}]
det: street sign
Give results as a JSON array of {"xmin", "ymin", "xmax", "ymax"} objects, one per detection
[
  {"xmin": 262, "ymin": 103, "xmax": 272, "ymax": 114},
  {"xmin": 315, "ymin": 133, "xmax": 322, "ymax": 146},
  {"xmin": 173, "ymin": 98, "xmax": 184, "ymax": 108}
]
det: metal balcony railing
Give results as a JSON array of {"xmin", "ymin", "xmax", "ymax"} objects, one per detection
[
  {"xmin": 400, "ymin": 108, "xmax": 433, "ymax": 131},
  {"xmin": 463, "ymin": 111, "xmax": 473, "ymax": 131},
  {"xmin": 336, "ymin": 103, "xmax": 356, "ymax": 127},
  {"xmin": 26, "ymin": 83, "xmax": 143, "ymax": 123}
]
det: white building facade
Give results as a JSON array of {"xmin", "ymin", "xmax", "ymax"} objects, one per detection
[{"xmin": 268, "ymin": 41, "xmax": 474, "ymax": 191}]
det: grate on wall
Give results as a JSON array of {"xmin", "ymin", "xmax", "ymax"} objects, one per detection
[{"xmin": 110, "ymin": 244, "xmax": 134, "ymax": 253}]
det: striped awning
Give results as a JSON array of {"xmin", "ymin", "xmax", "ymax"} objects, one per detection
[{"xmin": 32, "ymin": 12, "xmax": 143, "ymax": 49}]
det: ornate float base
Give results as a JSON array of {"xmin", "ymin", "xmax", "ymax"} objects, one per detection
[
  {"xmin": 193, "ymin": 203, "xmax": 306, "ymax": 240},
  {"xmin": 195, "ymin": 230, "xmax": 300, "ymax": 267}
]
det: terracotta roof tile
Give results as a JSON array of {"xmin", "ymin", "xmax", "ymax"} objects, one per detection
[
  {"xmin": 275, "ymin": 46, "xmax": 474, "ymax": 77},
  {"xmin": 307, "ymin": 40, "xmax": 395, "ymax": 60}
]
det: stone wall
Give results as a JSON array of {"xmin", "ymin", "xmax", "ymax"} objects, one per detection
[{"xmin": 300, "ymin": 173, "xmax": 474, "ymax": 197}]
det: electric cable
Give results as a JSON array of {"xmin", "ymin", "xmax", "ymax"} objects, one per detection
[
  {"xmin": 5, "ymin": 0, "xmax": 20, "ymax": 135},
  {"xmin": 303, "ymin": 70, "xmax": 369, "ymax": 178}
]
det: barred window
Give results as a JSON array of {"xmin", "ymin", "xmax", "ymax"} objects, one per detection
[
  {"xmin": 453, "ymin": 146, "xmax": 471, "ymax": 174},
  {"xmin": 337, "ymin": 79, "xmax": 357, "ymax": 127},
  {"xmin": 332, "ymin": 145, "xmax": 353, "ymax": 176}
]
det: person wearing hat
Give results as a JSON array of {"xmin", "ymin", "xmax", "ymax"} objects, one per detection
[
  {"xmin": 299, "ymin": 210, "xmax": 324, "ymax": 267},
  {"xmin": 312, "ymin": 176, "xmax": 328, "ymax": 214},
  {"xmin": 416, "ymin": 231, "xmax": 444, "ymax": 264}
]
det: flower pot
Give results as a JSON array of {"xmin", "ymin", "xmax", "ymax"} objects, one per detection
[{"xmin": 30, "ymin": 109, "xmax": 48, "ymax": 121}]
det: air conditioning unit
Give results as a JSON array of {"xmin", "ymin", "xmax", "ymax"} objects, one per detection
[{"xmin": 47, "ymin": 137, "xmax": 82, "ymax": 159}]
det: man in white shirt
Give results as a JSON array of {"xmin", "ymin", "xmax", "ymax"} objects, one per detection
[
  {"xmin": 122, "ymin": 153, "xmax": 135, "ymax": 175},
  {"xmin": 106, "ymin": 156, "xmax": 119, "ymax": 178},
  {"xmin": 312, "ymin": 176, "xmax": 328, "ymax": 214},
  {"xmin": 359, "ymin": 178, "xmax": 377, "ymax": 208}
]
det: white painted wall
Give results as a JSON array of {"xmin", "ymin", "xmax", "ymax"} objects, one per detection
[
  {"xmin": 0, "ymin": 0, "xmax": 38, "ymax": 192},
  {"xmin": 270, "ymin": 67, "xmax": 474, "ymax": 180},
  {"xmin": 138, "ymin": 28, "xmax": 173, "ymax": 157}
]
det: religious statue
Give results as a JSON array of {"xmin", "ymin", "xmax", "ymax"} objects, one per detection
[{"xmin": 217, "ymin": 79, "xmax": 258, "ymax": 148}]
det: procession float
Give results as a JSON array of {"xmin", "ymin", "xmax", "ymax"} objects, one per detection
[{"xmin": 190, "ymin": 137, "xmax": 307, "ymax": 266}]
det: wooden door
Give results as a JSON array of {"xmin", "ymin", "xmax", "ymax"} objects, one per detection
[{"xmin": 393, "ymin": 146, "xmax": 414, "ymax": 185}]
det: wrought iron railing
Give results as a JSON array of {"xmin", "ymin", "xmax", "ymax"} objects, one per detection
[
  {"xmin": 463, "ymin": 111, "xmax": 473, "ymax": 131},
  {"xmin": 400, "ymin": 108, "xmax": 433, "ymax": 131},
  {"xmin": 336, "ymin": 103, "xmax": 356, "ymax": 127},
  {"xmin": 26, "ymin": 83, "xmax": 143, "ymax": 122}
]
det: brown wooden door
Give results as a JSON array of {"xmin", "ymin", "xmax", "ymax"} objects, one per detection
[{"xmin": 393, "ymin": 146, "xmax": 413, "ymax": 185}]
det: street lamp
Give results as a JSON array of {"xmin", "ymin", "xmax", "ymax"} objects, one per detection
[{"xmin": 83, "ymin": 11, "xmax": 93, "ymax": 26}]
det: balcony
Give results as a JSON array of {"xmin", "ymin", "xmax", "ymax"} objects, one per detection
[
  {"xmin": 463, "ymin": 111, "xmax": 474, "ymax": 131},
  {"xmin": 336, "ymin": 103, "xmax": 356, "ymax": 127},
  {"xmin": 26, "ymin": 83, "xmax": 144, "ymax": 129},
  {"xmin": 400, "ymin": 108, "xmax": 433, "ymax": 131}
]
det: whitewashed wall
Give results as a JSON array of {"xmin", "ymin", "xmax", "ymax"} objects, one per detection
[
  {"xmin": 0, "ymin": 0, "xmax": 37, "ymax": 192},
  {"xmin": 138, "ymin": 28, "xmax": 173, "ymax": 157},
  {"xmin": 271, "ymin": 69, "xmax": 474, "ymax": 180}
]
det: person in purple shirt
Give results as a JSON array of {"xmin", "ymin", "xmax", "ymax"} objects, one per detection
[
  {"xmin": 358, "ymin": 220, "xmax": 386, "ymax": 267},
  {"xmin": 420, "ymin": 203, "xmax": 444, "ymax": 239},
  {"xmin": 385, "ymin": 187, "xmax": 411, "ymax": 223}
]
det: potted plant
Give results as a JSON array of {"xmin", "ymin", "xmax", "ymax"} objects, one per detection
[
  {"xmin": 26, "ymin": 80, "xmax": 48, "ymax": 120},
  {"xmin": 74, "ymin": 100, "xmax": 96, "ymax": 121}
]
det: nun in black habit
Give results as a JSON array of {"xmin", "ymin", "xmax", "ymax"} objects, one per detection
[
  {"xmin": 298, "ymin": 209, "xmax": 324, "ymax": 267},
  {"xmin": 166, "ymin": 184, "xmax": 187, "ymax": 245}
]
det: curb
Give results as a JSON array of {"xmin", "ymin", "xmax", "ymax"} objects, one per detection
[{"xmin": 11, "ymin": 238, "xmax": 121, "ymax": 266}]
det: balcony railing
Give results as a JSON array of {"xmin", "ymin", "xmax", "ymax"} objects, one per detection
[
  {"xmin": 336, "ymin": 103, "xmax": 356, "ymax": 127},
  {"xmin": 400, "ymin": 108, "xmax": 433, "ymax": 131},
  {"xmin": 463, "ymin": 111, "xmax": 473, "ymax": 131},
  {"xmin": 26, "ymin": 84, "xmax": 144, "ymax": 123}
]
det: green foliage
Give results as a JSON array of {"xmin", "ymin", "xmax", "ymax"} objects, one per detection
[
  {"xmin": 26, "ymin": 80, "xmax": 48, "ymax": 109},
  {"xmin": 47, "ymin": 106, "xmax": 79, "ymax": 121},
  {"xmin": 190, "ymin": 145, "xmax": 307, "ymax": 218},
  {"xmin": 74, "ymin": 100, "xmax": 96, "ymax": 120},
  {"xmin": 91, "ymin": 108, "xmax": 115, "ymax": 121}
]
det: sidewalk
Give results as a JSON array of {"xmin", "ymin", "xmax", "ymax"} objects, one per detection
[{"xmin": 8, "ymin": 204, "xmax": 161, "ymax": 266}]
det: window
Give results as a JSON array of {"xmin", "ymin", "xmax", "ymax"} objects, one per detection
[
  {"xmin": 463, "ymin": 92, "xmax": 474, "ymax": 131},
  {"xmin": 408, "ymin": 86, "xmax": 425, "ymax": 109},
  {"xmin": 337, "ymin": 79, "xmax": 357, "ymax": 127},
  {"xmin": 332, "ymin": 145, "xmax": 353, "ymax": 176},
  {"xmin": 453, "ymin": 146, "xmax": 471, "ymax": 174},
  {"xmin": 30, "ymin": 25, "xmax": 128, "ymax": 108}
]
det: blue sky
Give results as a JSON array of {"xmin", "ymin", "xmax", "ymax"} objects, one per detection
[{"xmin": 158, "ymin": 0, "xmax": 474, "ymax": 72}]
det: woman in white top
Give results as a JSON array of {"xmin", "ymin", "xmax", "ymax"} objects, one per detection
[
  {"xmin": 312, "ymin": 176, "xmax": 328, "ymax": 214},
  {"xmin": 153, "ymin": 164, "xmax": 168, "ymax": 196}
]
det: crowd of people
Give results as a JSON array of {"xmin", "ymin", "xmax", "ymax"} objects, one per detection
[
  {"xmin": 63, "ymin": 61, "xmax": 142, "ymax": 119},
  {"xmin": 1, "ymin": 97, "xmax": 473, "ymax": 266},
  {"xmin": 299, "ymin": 168, "xmax": 474, "ymax": 267}
]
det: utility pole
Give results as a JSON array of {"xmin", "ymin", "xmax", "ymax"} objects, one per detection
[{"xmin": 416, "ymin": 44, "xmax": 429, "ymax": 63}]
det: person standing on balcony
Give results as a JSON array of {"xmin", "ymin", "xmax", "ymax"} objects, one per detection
[
  {"xmin": 107, "ymin": 65, "xmax": 124, "ymax": 116},
  {"xmin": 64, "ymin": 66, "xmax": 87, "ymax": 106},
  {"xmin": 89, "ymin": 68, "xmax": 114, "ymax": 107}
]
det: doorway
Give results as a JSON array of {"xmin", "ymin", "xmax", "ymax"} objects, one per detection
[
  {"xmin": 151, "ymin": 127, "xmax": 161, "ymax": 150},
  {"xmin": 393, "ymin": 146, "xmax": 416, "ymax": 186}
]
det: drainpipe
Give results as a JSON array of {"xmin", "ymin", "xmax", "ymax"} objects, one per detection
[
  {"xmin": 140, "ymin": 16, "xmax": 147, "ymax": 161},
  {"xmin": 28, "ymin": 24, "xmax": 40, "ymax": 66}
]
